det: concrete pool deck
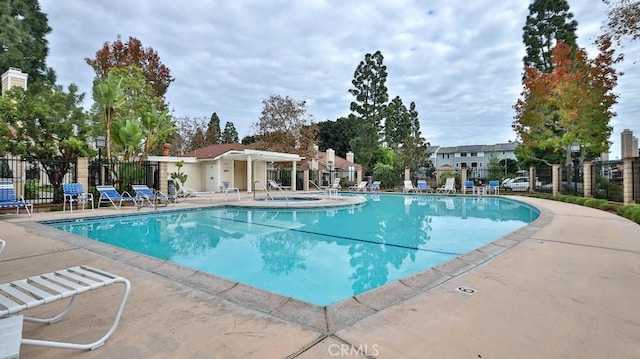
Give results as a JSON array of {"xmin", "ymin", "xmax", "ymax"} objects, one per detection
[{"xmin": 1, "ymin": 193, "xmax": 639, "ymax": 358}]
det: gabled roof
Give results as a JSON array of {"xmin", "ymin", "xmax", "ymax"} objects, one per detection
[
  {"xmin": 298, "ymin": 151, "xmax": 362, "ymax": 171},
  {"xmin": 182, "ymin": 143, "xmax": 303, "ymax": 162},
  {"xmin": 183, "ymin": 143, "xmax": 250, "ymax": 159}
]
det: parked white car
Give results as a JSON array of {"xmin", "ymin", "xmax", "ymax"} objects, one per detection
[{"xmin": 502, "ymin": 177, "xmax": 541, "ymax": 192}]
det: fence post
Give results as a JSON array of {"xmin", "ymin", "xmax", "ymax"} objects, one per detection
[
  {"xmin": 552, "ymin": 164, "xmax": 561, "ymax": 196},
  {"xmin": 623, "ymin": 158, "xmax": 633, "ymax": 205},
  {"xmin": 77, "ymin": 157, "xmax": 89, "ymax": 191},
  {"xmin": 529, "ymin": 166, "xmax": 535, "ymax": 193},
  {"xmin": 583, "ymin": 161, "xmax": 593, "ymax": 197},
  {"xmin": 159, "ymin": 161, "xmax": 168, "ymax": 195}
]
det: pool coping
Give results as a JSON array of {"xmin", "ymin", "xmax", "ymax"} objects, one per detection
[{"xmin": 17, "ymin": 193, "xmax": 551, "ymax": 334}]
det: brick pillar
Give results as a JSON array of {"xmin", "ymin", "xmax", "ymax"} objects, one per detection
[
  {"xmin": 76, "ymin": 157, "xmax": 89, "ymax": 190},
  {"xmin": 529, "ymin": 166, "xmax": 535, "ymax": 193},
  {"xmin": 623, "ymin": 158, "xmax": 633, "ymax": 205},
  {"xmin": 552, "ymin": 164, "xmax": 561, "ymax": 197},
  {"xmin": 159, "ymin": 161, "xmax": 168, "ymax": 195},
  {"xmin": 583, "ymin": 161, "xmax": 593, "ymax": 197},
  {"xmin": 303, "ymin": 170, "xmax": 309, "ymax": 191}
]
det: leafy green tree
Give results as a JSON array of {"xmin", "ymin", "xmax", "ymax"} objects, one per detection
[
  {"xmin": 0, "ymin": 0, "xmax": 55, "ymax": 84},
  {"xmin": 252, "ymin": 94, "xmax": 317, "ymax": 157},
  {"xmin": 221, "ymin": 122, "xmax": 239, "ymax": 143},
  {"xmin": 522, "ymin": 0, "xmax": 579, "ymax": 73},
  {"xmin": 3, "ymin": 82, "xmax": 90, "ymax": 201},
  {"xmin": 140, "ymin": 103, "xmax": 177, "ymax": 158},
  {"xmin": 349, "ymin": 50, "xmax": 389, "ymax": 172},
  {"xmin": 206, "ymin": 112, "xmax": 222, "ymax": 144},
  {"xmin": 316, "ymin": 116, "xmax": 358, "ymax": 158},
  {"xmin": 111, "ymin": 118, "xmax": 143, "ymax": 160},
  {"xmin": 92, "ymin": 73, "xmax": 125, "ymax": 159}
]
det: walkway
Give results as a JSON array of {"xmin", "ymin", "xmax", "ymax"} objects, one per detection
[{"xmin": 0, "ymin": 195, "xmax": 638, "ymax": 358}]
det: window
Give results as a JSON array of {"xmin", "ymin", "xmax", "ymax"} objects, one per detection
[
  {"xmin": 470, "ymin": 152, "xmax": 477, "ymax": 156},
  {"xmin": 461, "ymin": 152, "xmax": 467, "ymax": 157}
]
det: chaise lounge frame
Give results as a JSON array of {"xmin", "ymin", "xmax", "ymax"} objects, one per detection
[{"xmin": 0, "ymin": 265, "xmax": 131, "ymax": 351}]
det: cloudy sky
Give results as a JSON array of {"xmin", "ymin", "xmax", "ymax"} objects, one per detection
[{"xmin": 40, "ymin": 0, "xmax": 638, "ymax": 158}]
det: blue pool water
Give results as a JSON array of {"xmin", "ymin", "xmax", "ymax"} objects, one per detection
[{"xmin": 44, "ymin": 194, "xmax": 538, "ymax": 306}]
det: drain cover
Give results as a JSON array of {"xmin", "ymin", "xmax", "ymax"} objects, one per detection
[{"xmin": 456, "ymin": 286, "xmax": 476, "ymax": 295}]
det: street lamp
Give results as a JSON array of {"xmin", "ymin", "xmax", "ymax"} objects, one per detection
[
  {"xmin": 571, "ymin": 142, "xmax": 580, "ymax": 195},
  {"xmin": 96, "ymin": 136, "xmax": 106, "ymax": 185},
  {"xmin": 327, "ymin": 160, "xmax": 334, "ymax": 186}
]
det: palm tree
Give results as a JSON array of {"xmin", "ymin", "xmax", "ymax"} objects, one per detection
[
  {"xmin": 92, "ymin": 73, "xmax": 125, "ymax": 159},
  {"xmin": 140, "ymin": 103, "xmax": 177, "ymax": 158}
]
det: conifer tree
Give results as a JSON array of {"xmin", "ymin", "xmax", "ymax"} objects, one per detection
[{"xmin": 522, "ymin": 0, "xmax": 579, "ymax": 72}]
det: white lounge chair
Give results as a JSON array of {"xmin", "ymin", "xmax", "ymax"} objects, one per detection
[
  {"xmin": 436, "ymin": 177, "xmax": 456, "ymax": 194},
  {"xmin": 0, "ymin": 239, "xmax": 5, "ymax": 256},
  {"xmin": 219, "ymin": 181, "xmax": 240, "ymax": 201},
  {"xmin": 0, "ymin": 265, "xmax": 131, "ymax": 351},
  {"xmin": 172, "ymin": 178, "xmax": 215, "ymax": 199},
  {"xmin": 403, "ymin": 180, "xmax": 417, "ymax": 193},
  {"xmin": 349, "ymin": 181, "xmax": 368, "ymax": 192}
]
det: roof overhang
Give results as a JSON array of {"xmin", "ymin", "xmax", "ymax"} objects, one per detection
[{"xmin": 215, "ymin": 149, "xmax": 304, "ymax": 162}]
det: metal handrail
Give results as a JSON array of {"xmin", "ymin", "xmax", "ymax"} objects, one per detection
[
  {"xmin": 307, "ymin": 180, "xmax": 323, "ymax": 192},
  {"xmin": 253, "ymin": 180, "xmax": 274, "ymax": 201},
  {"xmin": 266, "ymin": 180, "xmax": 288, "ymax": 201}
]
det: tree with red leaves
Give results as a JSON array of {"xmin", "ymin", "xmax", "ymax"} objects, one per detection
[
  {"xmin": 513, "ymin": 40, "xmax": 621, "ymax": 164},
  {"xmin": 85, "ymin": 35, "xmax": 174, "ymax": 102}
]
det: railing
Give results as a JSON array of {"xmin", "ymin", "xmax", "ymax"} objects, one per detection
[
  {"xmin": 253, "ymin": 180, "xmax": 278, "ymax": 201},
  {"xmin": 307, "ymin": 180, "xmax": 323, "ymax": 192}
]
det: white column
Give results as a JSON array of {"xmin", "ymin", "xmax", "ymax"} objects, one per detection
[
  {"xmin": 291, "ymin": 161, "xmax": 297, "ymax": 191},
  {"xmin": 246, "ymin": 155, "xmax": 252, "ymax": 193}
]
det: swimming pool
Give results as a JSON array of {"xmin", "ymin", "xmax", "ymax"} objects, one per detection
[{"xmin": 44, "ymin": 194, "xmax": 539, "ymax": 306}]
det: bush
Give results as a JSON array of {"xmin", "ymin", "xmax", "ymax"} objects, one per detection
[
  {"xmin": 583, "ymin": 198, "xmax": 607, "ymax": 209},
  {"xmin": 620, "ymin": 205, "xmax": 640, "ymax": 223}
]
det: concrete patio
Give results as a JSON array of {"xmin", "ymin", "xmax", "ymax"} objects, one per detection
[{"xmin": 0, "ymin": 194, "xmax": 639, "ymax": 358}]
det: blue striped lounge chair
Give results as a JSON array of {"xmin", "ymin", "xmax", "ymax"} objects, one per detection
[
  {"xmin": 131, "ymin": 184, "xmax": 170, "ymax": 209},
  {"xmin": 96, "ymin": 185, "xmax": 137, "ymax": 210},
  {"xmin": 0, "ymin": 180, "xmax": 33, "ymax": 217}
]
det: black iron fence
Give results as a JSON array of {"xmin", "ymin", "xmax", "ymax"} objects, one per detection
[
  {"xmin": 0, "ymin": 156, "xmax": 160, "ymax": 206},
  {"xmin": 0, "ymin": 156, "xmax": 77, "ymax": 205},
  {"xmin": 89, "ymin": 159, "xmax": 161, "ymax": 195}
]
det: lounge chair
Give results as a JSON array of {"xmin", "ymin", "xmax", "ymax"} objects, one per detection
[
  {"xmin": 463, "ymin": 180, "xmax": 475, "ymax": 194},
  {"xmin": 403, "ymin": 180, "xmax": 417, "ymax": 193},
  {"xmin": 96, "ymin": 185, "xmax": 137, "ymax": 210},
  {"xmin": 171, "ymin": 179, "xmax": 214, "ymax": 200},
  {"xmin": 328, "ymin": 177, "xmax": 341, "ymax": 190},
  {"xmin": 436, "ymin": 177, "xmax": 456, "ymax": 194},
  {"xmin": 0, "ymin": 239, "xmax": 5, "ymax": 256},
  {"xmin": 0, "ymin": 265, "xmax": 130, "ymax": 351},
  {"xmin": 349, "ymin": 181, "xmax": 368, "ymax": 192},
  {"xmin": 62, "ymin": 183, "xmax": 94, "ymax": 213},
  {"xmin": 219, "ymin": 181, "xmax": 240, "ymax": 201},
  {"xmin": 268, "ymin": 180, "xmax": 284, "ymax": 191},
  {"xmin": 487, "ymin": 180, "xmax": 500, "ymax": 195},
  {"xmin": 131, "ymin": 184, "xmax": 170, "ymax": 209},
  {"xmin": 0, "ymin": 180, "xmax": 33, "ymax": 217},
  {"xmin": 367, "ymin": 181, "xmax": 380, "ymax": 192},
  {"xmin": 416, "ymin": 180, "xmax": 433, "ymax": 193}
]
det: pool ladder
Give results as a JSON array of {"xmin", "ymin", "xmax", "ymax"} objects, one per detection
[{"xmin": 253, "ymin": 180, "xmax": 288, "ymax": 202}]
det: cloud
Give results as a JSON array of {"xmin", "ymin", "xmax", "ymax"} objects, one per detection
[{"xmin": 39, "ymin": 0, "xmax": 639, "ymax": 157}]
